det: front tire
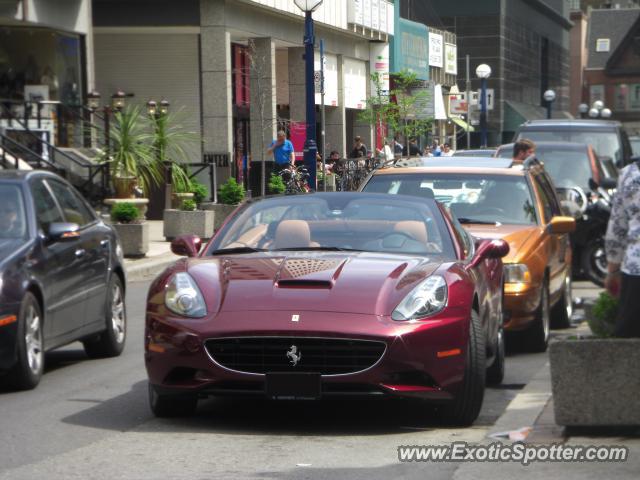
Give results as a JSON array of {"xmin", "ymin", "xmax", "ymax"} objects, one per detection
[
  {"xmin": 441, "ymin": 309, "xmax": 486, "ymax": 426},
  {"xmin": 4, "ymin": 293, "xmax": 44, "ymax": 390},
  {"xmin": 83, "ymin": 275, "xmax": 126, "ymax": 359},
  {"xmin": 551, "ymin": 273, "xmax": 572, "ymax": 329},
  {"xmin": 524, "ymin": 282, "xmax": 550, "ymax": 353},
  {"xmin": 148, "ymin": 383, "xmax": 198, "ymax": 417},
  {"xmin": 580, "ymin": 238, "xmax": 606, "ymax": 287},
  {"xmin": 486, "ymin": 328, "xmax": 505, "ymax": 385}
]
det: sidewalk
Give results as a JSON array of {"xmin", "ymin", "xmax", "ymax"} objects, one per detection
[
  {"xmin": 453, "ymin": 285, "xmax": 640, "ymax": 478},
  {"xmin": 122, "ymin": 220, "xmax": 180, "ymax": 282}
]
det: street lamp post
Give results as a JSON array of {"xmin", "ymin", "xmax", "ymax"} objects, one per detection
[
  {"xmin": 294, "ymin": 0, "xmax": 323, "ymax": 191},
  {"xmin": 475, "ymin": 64, "xmax": 491, "ymax": 148},
  {"xmin": 578, "ymin": 103, "xmax": 589, "ymax": 119},
  {"xmin": 543, "ymin": 89, "xmax": 556, "ymax": 119},
  {"xmin": 147, "ymin": 99, "xmax": 171, "ymax": 210},
  {"xmin": 86, "ymin": 90, "xmax": 130, "ymax": 197}
]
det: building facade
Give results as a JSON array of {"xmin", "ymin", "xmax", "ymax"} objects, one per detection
[
  {"xmin": 584, "ymin": 7, "xmax": 640, "ymax": 133},
  {"xmin": 92, "ymin": 0, "xmax": 395, "ymax": 196},
  {"xmin": 429, "ymin": 0, "xmax": 572, "ymax": 145}
]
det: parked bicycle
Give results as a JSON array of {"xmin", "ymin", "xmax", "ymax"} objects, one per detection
[{"xmin": 279, "ymin": 164, "xmax": 311, "ymax": 195}]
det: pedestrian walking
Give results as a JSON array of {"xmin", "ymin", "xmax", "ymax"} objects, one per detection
[
  {"xmin": 604, "ymin": 159, "xmax": 640, "ymax": 337},
  {"xmin": 376, "ymin": 138, "xmax": 394, "ymax": 165}
]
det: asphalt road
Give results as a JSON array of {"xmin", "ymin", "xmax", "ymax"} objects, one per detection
[{"xmin": 0, "ymin": 278, "xmax": 590, "ymax": 480}]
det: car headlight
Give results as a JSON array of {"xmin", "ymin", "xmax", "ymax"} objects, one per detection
[
  {"xmin": 392, "ymin": 275, "xmax": 448, "ymax": 321},
  {"xmin": 165, "ymin": 272, "xmax": 207, "ymax": 318},
  {"xmin": 504, "ymin": 264, "xmax": 531, "ymax": 284}
]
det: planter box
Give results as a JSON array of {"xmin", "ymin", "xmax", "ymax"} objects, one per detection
[
  {"xmin": 163, "ymin": 209, "xmax": 214, "ymax": 241},
  {"xmin": 550, "ymin": 338, "xmax": 640, "ymax": 427},
  {"xmin": 113, "ymin": 222, "xmax": 149, "ymax": 258},
  {"xmin": 200, "ymin": 203, "xmax": 238, "ymax": 231},
  {"xmin": 104, "ymin": 198, "xmax": 149, "ymax": 220}
]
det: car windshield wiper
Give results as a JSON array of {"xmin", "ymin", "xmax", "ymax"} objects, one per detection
[
  {"xmin": 457, "ymin": 217, "xmax": 501, "ymax": 226},
  {"xmin": 209, "ymin": 247, "xmax": 267, "ymax": 256},
  {"xmin": 272, "ymin": 246, "xmax": 363, "ymax": 252}
]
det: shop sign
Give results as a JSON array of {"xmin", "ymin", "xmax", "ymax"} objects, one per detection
[
  {"xmin": 391, "ymin": 18, "xmax": 429, "ymax": 79},
  {"xmin": 429, "ymin": 32, "xmax": 443, "ymax": 68},
  {"xmin": 445, "ymin": 43, "xmax": 457, "ymax": 75}
]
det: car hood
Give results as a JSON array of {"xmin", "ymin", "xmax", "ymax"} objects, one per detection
[
  {"xmin": 185, "ymin": 252, "xmax": 445, "ymax": 316},
  {"xmin": 464, "ymin": 224, "xmax": 542, "ymax": 264}
]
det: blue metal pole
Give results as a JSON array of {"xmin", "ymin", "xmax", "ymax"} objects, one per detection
[
  {"xmin": 303, "ymin": 11, "xmax": 317, "ymax": 191},
  {"xmin": 480, "ymin": 78, "xmax": 488, "ymax": 148}
]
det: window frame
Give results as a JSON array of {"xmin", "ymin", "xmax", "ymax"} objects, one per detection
[{"xmin": 45, "ymin": 179, "xmax": 97, "ymax": 228}]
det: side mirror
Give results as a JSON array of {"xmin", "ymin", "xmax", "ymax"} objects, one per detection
[
  {"xmin": 549, "ymin": 216, "xmax": 576, "ymax": 234},
  {"xmin": 47, "ymin": 222, "xmax": 80, "ymax": 242},
  {"xmin": 468, "ymin": 239, "xmax": 509, "ymax": 269},
  {"xmin": 171, "ymin": 235, "xmax": 202, "ymax": 257}
]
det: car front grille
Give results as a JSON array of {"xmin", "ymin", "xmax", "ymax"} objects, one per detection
[{"xmin": 205, "ymin": 337, "xmax": 386, "ymax": 375}]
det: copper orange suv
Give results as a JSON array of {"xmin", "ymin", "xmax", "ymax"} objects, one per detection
[{"xmin": 360, "ymin": 157, "xmax": 576, "ymax": 352}]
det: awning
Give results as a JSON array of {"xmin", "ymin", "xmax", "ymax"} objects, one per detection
[{"xmin": 450, "ymin": 116, "xmax": 475, "ymax": 132}]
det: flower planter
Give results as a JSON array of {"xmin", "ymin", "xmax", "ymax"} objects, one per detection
[
  {"xmin": 172, "ymin": 192, "xmax": 195, "ymax": 209},
  {"xmin": 549, "ymin": 338, "xmax": 640, "ymax": 427},
  {"xmin": 200, "ymin": 203, "xmax": 238, "ymax": 231},
  {"xmin": 104, "ymin": 198, "xmax": 149, "ymax": 220},
  {"xmin": 163, "ymin": 209, "xmax": 214, "ymax": 241},
  {"xmin": 112, "ymin": 222, "xmax": 149, "ymax": 258}
]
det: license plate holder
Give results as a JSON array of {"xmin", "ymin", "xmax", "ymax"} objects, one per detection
[{"xmin": 265, "ymin": 372, "xmax": 321, "ymax": 400}]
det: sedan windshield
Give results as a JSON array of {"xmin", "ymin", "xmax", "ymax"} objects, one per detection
[
  {"xmin": 364, "ymin": 174, "xmax": 538, "ymax": 226},
  {"xmin": 207, "ymin": 195, "xmax": 455, "ymax": 258},
  {"xmin": 0, "ymin": 184, "xmax": 27, "ymax": 239}
]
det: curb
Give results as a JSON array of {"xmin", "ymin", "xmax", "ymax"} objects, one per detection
[{"xmin": 124, "ymin": 255, "xmax": 178, "ymax": 282}]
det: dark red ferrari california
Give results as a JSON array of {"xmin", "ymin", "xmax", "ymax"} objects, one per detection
[{"xmin": 145, "ymin": 193, "xmax": 508, "ymax": 425}]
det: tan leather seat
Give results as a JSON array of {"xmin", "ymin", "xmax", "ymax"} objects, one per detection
[
  {"xmin": 393, "ymin": 221, "xmax": 428, "ymax": 244},
  {"xmin": 274, "ymin": 220, "xmax": 317, "ymax": 249}
]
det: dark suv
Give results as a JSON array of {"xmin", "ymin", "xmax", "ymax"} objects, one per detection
[{"xmin": 514, "ymin": 119, "xmax": 633, "ymax": 168}]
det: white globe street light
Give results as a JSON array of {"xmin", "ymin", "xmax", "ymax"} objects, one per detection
[
  {"xmin": 293, "ymin": 0, "xmax": 323, "ymax": 12},
  {"xmin": 475, "ymin": 64, "xmax": 491, "ymax": 147},
  {"xmin": 601, "ymin": 108, "xmax": 613, "ymax": 118},
  {"xmin": 578, "ymin": 103, "xmax": 589, "ymax": 116},
  {"xmin": 593, "ymin": 100, "xmax": 605, "ymax": 111},
  {"xmin": 475, "ymin": 64, "xmax": 492, "ymax": 79},
  {"xmin": 543, "ymin": 90, "xmax": 557, "ymax": 103},
  {"xmin": 588, "ymin": 108, "xmax": 600, "ymax": 118}
]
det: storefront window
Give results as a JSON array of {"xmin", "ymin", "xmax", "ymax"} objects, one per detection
[{"xmin": 0, "ymin": 27, "xmax": 83, "ymax": 106}]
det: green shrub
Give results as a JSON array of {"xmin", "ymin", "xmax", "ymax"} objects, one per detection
[
  {"xmin": 268, "ymin": 174, "xmax": 286, "ymax": 194},
  {"xmin": 110, "ymin": 202, "xmax": 139, "ymax": 224},
  {"xmin": 588, "ymin": 292, "xmax": 619, "ymax": 337},
  {"xmin": 219, "ymin": 177, "xmax": 245, "ymax": 205},
  {"xmin": 190, "ymin": 181, "xmax": 208, "ymax": 204},
  {"xmin": 181, "ymin": 199, "xmax": 197, "ymax": 211}
]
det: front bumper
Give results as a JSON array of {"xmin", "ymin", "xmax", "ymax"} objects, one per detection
[
  {"xmin": 503, "ymin": 283, "xmax": 542, "ymax": 331},
  {"xmin": 145, "ymin": 309, "xmax": 471, "ymax": 402}
]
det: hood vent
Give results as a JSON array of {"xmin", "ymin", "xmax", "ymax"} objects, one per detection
[{"xmin": 276, "ymin": 279, "xmax": 333, "ymax": 289}]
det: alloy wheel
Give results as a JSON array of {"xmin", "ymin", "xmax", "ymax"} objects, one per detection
[
  {"xmin": 111, "ymin": 283, "xmax": 126, "ymax": 344},
  {"xmin": 24, "ymin": 305, "xmax": 43, "ymax": 375}
]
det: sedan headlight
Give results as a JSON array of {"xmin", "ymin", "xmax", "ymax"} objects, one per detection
[
  {"xmin": 392, "ymin": 276, "xmax": 448, "ymax": 321},
  {"xmin": 165, "ymin": 272, "xmax": 207, "ymax": 318},
  {"xmin": 504, "ymin": 264, "xmax": 531, "ymax": 284}
]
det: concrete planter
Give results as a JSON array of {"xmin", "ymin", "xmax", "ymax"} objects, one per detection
[
  {"xmin": 163, "ymin": 209, "xmax": 214, "ymax": 241},
  {"xmin": 549, "ymin": 338, "xmax": 640, "ymax": 427},
  {"xmin": 112, "ymin": 222, "xmax": 149, "ymax": 258},
  {"xmin": 200, "ymin": 203, "xmax": 238, "ymax": 230},
  {"xmin": 104, "ymin": 198, "xmax": 149, "ymax": 220},
  {"xmin": 172, "ymin": 192, "xmax": 195, "ymax": 209}
]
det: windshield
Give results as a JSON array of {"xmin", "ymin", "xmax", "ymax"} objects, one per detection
[
  {"xmin": 208, "ymin": 195, "xmax": 455, "ymax": 258},
  {"xmin": 518, "ymin": 129, "xmax": 621, "ymax": 164},
  {"xmin": 630, "ymin": 138, "xmax": 640, "ymax": 156},
  {"xmin": 364, "ymin": 173, "xmax": 538, "ymax": 226},
  {"xmin": 0, "ymin": 184, "xmax": 27, "ymax": 239}
]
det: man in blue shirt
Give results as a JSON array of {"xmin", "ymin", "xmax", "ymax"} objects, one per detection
[{"xmin": 267, "ymin": 130, "xmax": 295, "ymax": 172}]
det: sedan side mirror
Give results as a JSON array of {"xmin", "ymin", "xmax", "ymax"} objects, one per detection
[
  {"xmin": 549, "ymin": 216, "xmax": 576, "ymax": 234},
  {"xmin": 468, "ymin": 239, "xmax": 509, "ymax": 269},
  {"xmin": 47, "ymin": 222, "xmax": 80, "ymax": 242},
  {"xmin": 171, "ymin": 235, "xmax": 202, "ymax": 257}
]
